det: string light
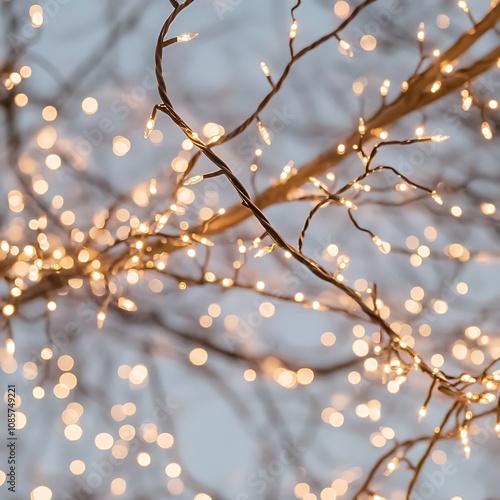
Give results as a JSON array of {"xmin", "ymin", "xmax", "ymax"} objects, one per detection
[
  {"xmin": 430, "ymin": 81, "xmax": 442, "ymax": 93},
  {"xmin": 481, "ymin": 121, "xmax": 493, "ymax": 140},
  {"xmin": 6, "ymin": 338, "xmax": 15, "ymax": 355},
  {"xmin": 339, "ymin": 39, "xmax": 354, "ymax": 57},
  {"xmin": 358, "ymin": 117, "xmax": 366, "ymax": 136},
  {"xmin": 417, "ymin": 22, "xmax": 425, "ymax": 42},
  {"xmin": 430, "ymin": 135, "xmax": 449, "ymax": 142},
  {"xmin": 1, "ymin": 3, "xmax": 499, "ymax": 499},
  {"xmin": 183, "ymin": 175, "xmax": 204, "ymax": 186},
  {"xmin": 260, "ymin": 62, "xmax": 270, "ymax": 77},
  {"xmin": 144, "ymin": 106, "xmax": 158, "ymax": 138},
  {"xmin": 380, "ymin": 80, "xmax": 390, "ymax": 97},
  {"xmin": 257, "ymin": 120, "xmax": 271, "ymax": 145},
  {"xmin": 461, "ymin": 90, "xmax": 472, "ymax": 111},
  {"xmin": 458, "ymin": 1, "xmax": 469, "ymax": 14},
  {"xmin": 418, "ymin": 406, "xmax": 427, "ymax": 422},
  {"xmin": 177, "ymin": 33, "xmax": 198, "ymax": 43}
]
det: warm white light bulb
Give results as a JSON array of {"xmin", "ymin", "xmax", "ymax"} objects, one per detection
[
  {"xmin": 177, "ymin": 33, "xmax": 199, "ymax": 43},
  {"xmin": 260, "ymin": 62, "xmax": 270, "ymax": 77},
  {"xmin": 481, "ymin": 122, "xmax": 493, "ymax": 140},
  {"xmin": 257, "ymin": 121, "xmax": 271, "ymax": 145},
  {"xmin": 144, "ymin": 118, "xmax": 155, "ymax": 139}
]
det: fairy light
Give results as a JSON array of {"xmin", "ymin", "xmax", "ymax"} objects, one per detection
[
  {"xmin": 358, "ymin": 117, "xmax": 366, "ymax": 136},
  {"xmin": 257, "ymin": 120, "xmax": 271, "ymax": 145},
  {"xmin": 372, "ymin": 236, "xmax": 391, "ymax": 254},
  {"xmin": 481, "ymin": 122, "xmax": 493, "ymax": 140},
  {"xmin": 177, "ymin": 33, "xmax": 198, "ymax": 43},
  {"xmin": 339, "ymin": 39, "xmax": 353, "ymax": 57},
  {"xmin": 6, "ymin": 338, "xmax": 15, "ymax": 355},
  {"xmin": 0, "ymin": 4, "xmax": 498, "ymax": 500},
  {"xmin": 380, "ymin": 80, "xmax": 390, "ymax": 97},
  {"xmin": 183, "ymin": 175, "xmax": 204, "ymax": 186},
  {"xmin": 461, "ymin": 90, "xmax": 473, "ymax": 111},
  {"xmin": 417, "ymin": 22, "xmax": 425, "ymax": 42},
  {"xmin": 2, "ymin": 304, "xmax": 15, "ymax": 317},
  {"xmin": 430, "ymin": 135, "xmax": 450, "ymax": 142},
  {"xmin": 458, "ymin": 1, "xmax": 469, "ymax": 13},
  {"xmin": 118, "ymin": 298, "xmax": 137, "ymax": 312},
  {"xmin": 260, "ymin": 62, "xmax": 270, "ymax": 77},
  {"xmin": 144, "ymin": 114, "xmax": 156, "ymax": 139},
  {"xmin": 418, "ymin": 406, "xmax": 427, "ymax": 422},
  {"xmin": 460, "ymin": 426, "xmax": 471, "ymax": 458},
  {"xmin": 430, "ymin": 81, "xmax": 442, "ymax": 93}
]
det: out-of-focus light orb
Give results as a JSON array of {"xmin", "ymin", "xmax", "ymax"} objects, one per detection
[
  {"xmin": 465, "ymin": 326, "xmax": 481, "ymax": 340},
  {"xmin": 259, "ymin": 302, "xmax": 275, "ymax": 318},
  {"xmin": 331, "ymin": 478, "xmax": 348, "ymax": 495},
  {"xmin": 321, "ymin": 331, "xmax": 336, "ymax": 346},
  {"xmin": 157, "ymin": 432, "xmax": 174, "ymax": 449},
  {"xmin": 334, "ymin": 1, "xmax": 350, "ymax": 18},
  {"xmin": 471, "ymin": 350, "xmax": 484, "ymax": 365},
  {"xmin": 137, "ymin": 452, "xmax": 151, "ymax": 467},
  {"xmin": 2, "ymin": 304, "xmax": 15, "ymax": 316},
  {"xmin": 348, "ymin": 371, "xmax": 361, "ymax": 385},
  {"xmin": 481, "ymin": 203, "xmax": 496, "ymax": 215},
  {"xmin": 167, "ymin": 478, "xmax": 184, "ymax": 496},
  {"xmin": 82, "ymin": 97, "xmax": 98, "ymax": 114},
  {"xmin": 111, "ymin": 478, "xmax": 127, "ymax": 495},
  {"xmin": 410, "ymin": 286, "xmax": 425, "ymax": 301},
  {"xmin": 45, "ymin": 154, "xmax": 61, "ymax": 170},
  {"xmin": 436, "ymin": 14, "xmax": 450, "ymax": 29},
  {"xmin": 20, "ymin": 66, "xmax": 32, "ymax": 78},
  {"xmin": 431, "ymin": 354, "xmax": 444, "ymax": 368},
  {"xmin": 112, "ymin": 136, "xmax": 131, "ymax": 156},
  {"xmin": 452, "ymin": 342, "xmax": 468, "ymax": 360},
  {"xmin": 433, "ymin": 300, "xmax": 448, "ymax": 314},
  {"xmin": 329, "ymin": 412, "xmax": 344, "ymax": 428},
  {"xmin": 69, "ymin": 460, "xmax": 85, "ymax": 475},
  {"xmin": 370, "ymin": 433, "xmax": 386, "ymax": 448},
  {"xmin": 244, "ymin": 369, "xmax": 256, "ymax": 382},
  {"xmin": 128, "ymin": 364, "xmax": 148, "ymax": 385},
  {"xmin": 119, "ymin": 424, "xmax": 135, "ymax": 441},
  {"xmin": 42, "ymin": 106, "xmax": 57, "ymax": 121},
  {"xmin": 352, "ymin": 339, "xmax": 369, "ymax": 357},
  {"xmin": 165, "ymin": 463, "xmax": 182, "ymax": 478},
  {"xmin": 33, "ymin": 386, "xmax": 45, "ymax": 399},
  {"xmin": 64, "ymin": 424, "xmax": 82, "ymax": 441},
  {"xmin": 31, "ymin": 486, "xmax": 52, "ymax": 500},
  {"xmin": 297, "ymin": 368, "xmax": 314, "ymax": 385},
  {"xmin": 208, "ymin": 303, "xmax": 221, "ymax": 318},
  {"xmin": 54, "ymin": 384, "xmax": 70, "ymax": 399},
  {"xmin": 58, "ymin": 355, "xmax": 74, "ymax": 371},
  {"xmin": 61, "ymin": 211, "xmax": 76, "ymax": 226},
  {"xmin": 16, "ymin": 412, "xmax": 27, "ymax": 429},
  {"xmin": 360, "ymin": 35, "xmax": 376, "ymax": 51},
  {"xmin": 95, "ymin": 432, "xmax": 114, "ymax": 450},
  {"xmin": 14, "ymin": 93, "xmax": 28, "ymax": 107},
  {"xmin": 295, "ymin": 483, "xmax": 310, "ymax": 498},
  {"xmin": 189, "ymin": 348, "xmax": 208, "ymax": 366}
]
